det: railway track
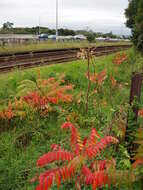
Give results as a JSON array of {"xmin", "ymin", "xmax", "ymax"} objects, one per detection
[{"xmin": 0, "ymin": 44, "xmax": 131, "ymax": 72}]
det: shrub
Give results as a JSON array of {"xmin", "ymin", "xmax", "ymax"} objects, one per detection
[
  {"xmin": 87, "ymin": 34, "xmax": 95, "ymax": 43},
  {"xmin": 31, "ymin": 122, "xmax": 120, "ymax": 190},
  {"xmin": 0, "ymin": 74, "xmax": 74, "ymax": 121}
]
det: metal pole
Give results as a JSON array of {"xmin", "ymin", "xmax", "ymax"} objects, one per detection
[
  {"xmin": 56, "ymin": 0, "xmax": 58, "ymax": 40},
  {"xmin": 38, "ymin": 17, "xmax": 40, "ymax": 35}
]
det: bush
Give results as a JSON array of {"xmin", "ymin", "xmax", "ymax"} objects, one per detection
[
  {"xmin": 87, "ymin": 34, "xmax": 95, "ymax": 43},
  {"xmin": 31, "ymin": 122, "xmax": 120, "ymax": 190}
]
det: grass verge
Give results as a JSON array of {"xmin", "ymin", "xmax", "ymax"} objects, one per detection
[{"xmin": 0, "ymin": 49, "xmax": 143, "ymax": 190}]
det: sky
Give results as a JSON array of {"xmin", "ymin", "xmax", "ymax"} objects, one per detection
[{"xmin": 0, "ymin": 0, "xmax": 131, "ymax": 35}]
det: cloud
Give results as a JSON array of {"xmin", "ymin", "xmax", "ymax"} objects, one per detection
[{"xmin": 0, "ymin": 0, "xmax": 130, "ymax": 35}]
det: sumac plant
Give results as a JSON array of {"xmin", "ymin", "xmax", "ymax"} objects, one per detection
[
  {"xmin": 0, "ymin": 102, "xmax": 15, "ymax": 120},
  {"xmin": 31, "ymin": 122, "xmax": 119, "ymax": 190},
  {"xmin": 112, "ymin": 53, "xmax": 128, "ymax": 66},
  {"xmin": 0, "ymin": 74, "xmax": 74, "ymax": 120},
  {"xmin": 85, "ymin": 69, "xmax": 107, "ymax": 86},
  {"xmin": 78, "ymin": 49, "xmax": 109, "ymax": 113},
  {"xmin": 17, "ymin": 74, "xmax": 73, "ymax": 107}
]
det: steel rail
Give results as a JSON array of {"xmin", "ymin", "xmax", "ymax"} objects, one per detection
[{"xmin": 0, "ymin": 44, "xmax": 131, "ymax": 73}]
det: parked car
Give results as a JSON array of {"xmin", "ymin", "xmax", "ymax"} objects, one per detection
[
  {"xmin": 74, "ymin": 34, "xmax": 87, "ymax": 40},
  {"xmin": 39, "ymin": 34, "xmax": 48, "ymax": 40},
  {"xmin": 48, "ymin": 35, "xmax": 56, "ymax": 40}
]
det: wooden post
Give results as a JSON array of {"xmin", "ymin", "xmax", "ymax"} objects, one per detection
[
  {"xmin": 129, "ymin": 72, "xmax": 143, "ymax": 120},
  {"xmin": 125, "ymin": 72, "xmax": 143, "ymax": 161}
]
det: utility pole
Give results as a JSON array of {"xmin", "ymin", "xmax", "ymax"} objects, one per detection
[{"xmin": 56, "ymin": 0, "xmax": 58, "ymax": 40}]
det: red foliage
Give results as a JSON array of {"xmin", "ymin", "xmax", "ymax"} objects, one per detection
[
  {"xmin": 42, "ymin": 77, "xmax": 55, "ymax": 85},
  {"xmin": 85, "ymin": 73, "xmax": 96, "ymax": 82},
  {"xmin": 112, "ymin": 53, "xmax": 128, "ymax": 66},
  {"xmin": 0, "ymin": 102, "xmax": 15, "ymax": 120},
  {"xmin": 82, "ymin": 166, "xmax": 109, "ymax": 189},
  {"xmin": 96, "ymin": 70, "xmax": 107, "ymax": 85},
  {"xmin": 110, "ymin": 75, "xmax": 117, "ymax": 88},
  {"xmin": 32, "ymin": 122, "xmax": 118, "ymax": 190},
  {"xmin": 138, "ymin": 109, "xmax": 143, "ymax": 117},
  {"xmin": 24, "ymin": 92, "xmax": 48, "ymax": 108},
  {"xmin": 22, "ymin": 78, "xmax": 73, "ymax": 111},
  {"xmin": 50, "ymin": 144, "xmax": 61, "ymax": 151},
  {"xmin": 132, "ymin": 158, "xmax": 143, "ymax": 169},
  {"xmin": 85, "ymin": 70, "xmax": 107, "ymax": 85},
  {"xmin": 86, "ymin": 128, "xmax": 101, "ymax": 148},
  {"xmin": 1, "ymin": 76, "xmax": 73, "ymax": 120},
  {"xmin": 37, "ymin": 151, "xmax": 74, "ymax": 167},
  {"xmin": 62, "ymin": 122, "xmax": 82, "ymax": 154},
  {"xmin": 36, "ymin": 166, "xmax": 75, "ymax": 190},
  {"xmin": 47, "ymin": 97, "xmax": 58, "ymax": 104},
  {"xmin": 85, "ymin": 136, "xmax": 118, "ymax": 158}
]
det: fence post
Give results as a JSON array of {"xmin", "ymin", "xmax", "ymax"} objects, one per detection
[
  {"xmin": 125, "ymin": 72, "xmax": 143, "ymax": 161},
  {"xmin": 129, "ymin": 72, "xmax": 143, "ymax": 120}
]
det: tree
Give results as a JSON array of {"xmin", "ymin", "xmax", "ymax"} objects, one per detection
[
  {"xmin": 3, "ymin": 22, "xmax": 14, "ymax": 30},
  {"xmin": 87, "ymin": 33, "xmax": 95, "ymax": 43},
  {"xmin": 125, "ymin": 0, "xmax": 143, "ymax": 51},
  {"xmin": 135, "ymin": 0, "xmax": 143, "ymax": 50},
  {"xmin": 125, "ymin": 0, "xmax": 139, "ymax": 28},
  {"xmin": 58, "ymin": 28, "xmax": 75, "ymax": 36}
]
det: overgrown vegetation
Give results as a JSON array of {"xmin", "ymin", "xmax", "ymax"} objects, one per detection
[{"xmin": 0, "ymin": 50, "xmax": 143, "ymax": 190}]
